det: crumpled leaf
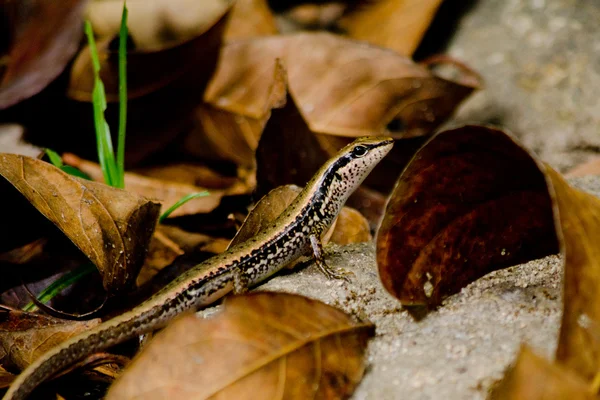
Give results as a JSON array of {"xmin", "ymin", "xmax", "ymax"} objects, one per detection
[
  {"xmin": 86, "ymin": 0, "xmax": 229, "ymax": 49},
  {"xmin": 0, "ymin": 239, "xmax": 46, "ymax": 265},
  {"xmin": 205, "ymin": 32, "xmax": 481, "ymax": 138},
  {"xmin": 0, "ymin": 365, "xmax": 14, "ymax": 388},
  {"xmin": 182, "ymin": 58, "xmax": 287, "ymax": 166},
  {"xmin": 565, "ymin": 157, "xmax": 600, "ymax": 177},
  {"xmin": 549, "ymin": 168, "xmax": 600, "ymax": 381},
  {"xmin": 0, "ymin": 154, "xmax": 161, "ymax": 293},
  {"xmin": 490, "ymin": 346, "xmax": 596, "ymax": 399},
  {"xmin": 255, "ymin": 90, "xmax": 394, "ymax": 228},
  {"xmin": 329, "ymin": 207, "xmax": 371, "ymax": 245},
  {"xmin": 376, "ymin": 125, "xmax": 558, "ymax": 306},
  {"xmin": 128, "ymin": 161, "xmax": 238, "ymax": 189},
  {"xmin": 339, "ymin": 0, "xmax": 444, "ymax": 56},
  {"xmin": 53, "ymin": 8, "xmax": 230, "ymax": 167},
  {"xmin": 0, "ymin": 306, "xmax": 100, "ymax": 371},
  {"xmin": 62, "ymin": 153, "xmax": 252, "ymax": 218},
  {"xmin": 283, "ymin": 3, "xmax": 346, "ymax": 29},
  {"xmin": 225, "ymin": 0, "xmax": 278, "ymax": 41},
  {"xmin": 137, "ymin": 225, "xmax": 227, "ymax": 287},
  {"xmin": 69, "ymin": 9, "xmax": 230, "ymax": 102},
  {"xmin": 0, "ymin": 0, "xmax": 87, "ymax": 108},
  {"xmin": 106, "ymin": 292, "xmax": 374, "ymax": 399},
  {"xmin": 229, "ymin": 185, "xmax": 304, "ymax": 248}
]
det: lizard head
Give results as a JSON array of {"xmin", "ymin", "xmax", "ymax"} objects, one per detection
[{"xmin": 326, "ymin": 136, "xmax": 394, "ymax": 198}]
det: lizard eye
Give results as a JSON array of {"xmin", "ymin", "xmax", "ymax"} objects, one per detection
[{"xmin": 352, "ymin": 145, "xmax": 368, "ymax": 157}]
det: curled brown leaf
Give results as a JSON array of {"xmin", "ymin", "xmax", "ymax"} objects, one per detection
[
  {"xmin": 0, "ymin": 154, "xmax": 161, "ymax": 293},
  {"xmin": 62, "ymin": 153, "xmax": 252, "ymax": 219},
  {"xmin": 376, "ymin": 125, "xmax": 558, "ymax": 306},
  {"xmin": 339, "ymin": 0, "xmax": 444, "ymax": 56},
  {"xmin": 69, "ymin": 9, "xmax": 231, "ymax": 102},
  {"xmin": 86, "ymin": 0, "xmax": 229, "ymax": 49},
  {"xmin": 183, "ymin": 58, "xmax": 287, "ymax": 166},
  {"xmin": 490, "ymin": 346, "xmax": 595, "ymax": 399},
  {"xmin": 106, "ymin": 292, "xmax": 374, "ymax": 399},
  {"xmin": 0, "ymin": 0, "xmax": 87, "ymax": 108},
  {"xmin": 225, "ymin": 0, "xmax": 278, "ymax": 41},
  {"xmin": 0, "ymin": 365, "xmax": 15, "ymax": 389},
  {"xmin": 0, "ymin": 306, "xmax": 100, "ymax": 371},
  {"xmin": 206, "ymin": 32, "xmax": 481, "ymax": 138},
  {"xmin": 549, "ymin": 168, "xmax": 600, "ymax": 381}
]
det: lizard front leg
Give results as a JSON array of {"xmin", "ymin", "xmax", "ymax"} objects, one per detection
[{"xmin": 309, "ymin": 233, "xmax": 352, "ymax": 282}]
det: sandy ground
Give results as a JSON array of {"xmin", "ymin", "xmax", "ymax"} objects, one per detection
[{"xmin": 257, "ymin": 246, "xmax": 563, "ymax": 400}]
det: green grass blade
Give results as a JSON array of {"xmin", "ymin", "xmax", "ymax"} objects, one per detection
[
  {"xmin": 85, "ymin": 20, "xmax": 119, "ymax": 187},
  {"xmin": 159, "ymin": 191, "xmax": 210, "ymax": 223},
  {"xmin": 45, "ymin": 149, "xmax": 63, "ymax": 168},
  {"xmin": 45, "ymin": 149, "xmax": 92, "ymax": 180},
  {"xmin": 22, "ymin": 263, "xmax": 96, "ymax": 312},
  {"xmin": 117, "ymin": 3, "xmax": 128, "ymax": 189},
  {"xmin": 60, "ymin": 165, "xmax": 92, "ymax": 180}
]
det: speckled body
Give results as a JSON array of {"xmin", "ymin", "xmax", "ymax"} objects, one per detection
[{"xmin": 4, "ymin": 137, "xmax": 393, "ymax": 400}]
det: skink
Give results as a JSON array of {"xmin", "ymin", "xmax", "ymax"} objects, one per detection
[{"xmin": 3, "ymin": 136, "xmax": 393, "ymax": 399}]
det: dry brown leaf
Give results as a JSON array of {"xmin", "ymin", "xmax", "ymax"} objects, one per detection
[
  {"xmin": 0, "ymin": 306, "xmax": 100, "ymax": 371},
  {"xmin": 205, "ymin": 32, "xmax": 481, "ymax": 138},
  {"xmin": 86, "ymin": 0, "xmax": 229, "ymax": 49},
  {"xmin": 0, "ymin": 239, "xmax": 46, "ymax": 265},
  {"xmin": 565, "ymin": 157, "xmax": 600, "ymax": 178},
  {"xmin": 0, "ymin": 154, "xmax": 161, "ymax": 293},
  {"xmin": 183, "ymin": 58, "xmax": 287, "ymax": 166},
  {"xmin": 69, "ymin": 10, "xmax": 230, "ymax": 102},
  {"xmin": 229, "ymin": 185, "xmax": 303, "ymax": 249},
  {"xmin": 106, "ymin": 292, "xmax": 374, "ymax": 399},
  {"xmin": 339, "ymin": 0, "xmax": 444, "ymax": 56},
  {"xmin": 284, "ymin": 3, "xmax": 347, "ymax": 29},
  {"xmin": 0, "ymin": 0, "xmax": 87, "ymax": 108},
  {"xmin": 128, "ymin": 162, "xmax": 238, "ymax": 189},
  {"xmin": 329, "ymin": 207, "xmax": 372, "ymax": 245},
  {"xmin": 62, "ymin": 153, "xmax": 252, "ymax": 218},
  {"xmin": 0, "ymin": 365, "xmax": 15, "ymax": 389},
  {"xmin": 490, "ymin": 346, "xmax": 596, "ymax": 399},
  {"xmin": 137, "ymin": 225, "xmax": 227, "ymax": 287},
  {"xmin": 376, "ymin": 125, "xmax": 558, "ymax": 306},
  {"xmin": 255, "ymin": 91, "xmax": 393, "ymax": 228},
  {"xmin": 59, "ymin": 8, "xmax": 230, "ymax": 166},
  {"xmin": 225, "ymin": 0, "xmax": 278, "ymax": 41},
  {"xmin": 549, "ymin": 167, "xmax": 600, "ymax": 381}
]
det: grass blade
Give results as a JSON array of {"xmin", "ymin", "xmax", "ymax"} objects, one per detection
[
  {"xmin": 22, "ymin": 263, "xmax": 96, "ymax": 312},
  {"xmin": 85, "ymin": 20, "xmax": 119, "ymax": 187},
  {"xmin": 159, "ymin": 191, "xmax": 210, "ymax": 223},
  {"xmin": 45, "ymin": 149, "xmax": 63, "ymax": 168},
  {"xmin": 117, "ymin": 3, "xmax": 128, "ymax": 189}
]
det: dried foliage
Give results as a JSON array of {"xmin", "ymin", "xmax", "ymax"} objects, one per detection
[
  {"xmin": 0, "ymin": 306, "xmax": 100, "ymax": 371},
  {"xmin": 377, "ymin": 125, "xmax": 558, "ymax": 306},
  {"xmin": 490, "ymin": 346, "xmax": 595, "ymax": 400},
  {"xmin": 0, "ymin": 0, "xmax": 88, "ymax": 108},
  {"xmin": 106, "ymin": 293, "xmax": 373, "ymax": 399},
  {"xmin": 0, "ymin": 154, "xmax": 160, "ymax": 293}
]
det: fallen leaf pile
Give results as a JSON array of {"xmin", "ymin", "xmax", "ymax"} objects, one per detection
[
  {"xmin": 0, "ymin": 0, "xmax": 596, "ymax": 399},
  {"xmin": 107, "ymin": 293, "xmax": 373, "ymax": 399}
]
